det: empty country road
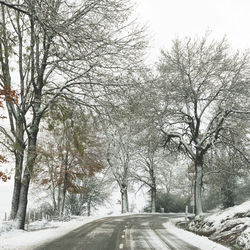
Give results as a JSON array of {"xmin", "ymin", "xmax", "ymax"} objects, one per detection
[{"xmin": 35, "ymin": 214, "xmax": 200, "ymax": 250}]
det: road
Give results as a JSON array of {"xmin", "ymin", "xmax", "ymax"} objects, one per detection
[{"xmin": 35, "ymin": 214, "xmax": 200, "ymax": 250}]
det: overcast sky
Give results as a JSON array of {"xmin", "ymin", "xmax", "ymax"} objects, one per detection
[{"xmin": 134, "ymin": 0, "xmax": 250, "ymax": 62}]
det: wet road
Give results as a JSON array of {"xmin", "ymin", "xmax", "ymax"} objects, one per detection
[{"xmin": 35, "ymin": 214, "xmax": 200, "ymax": 250}]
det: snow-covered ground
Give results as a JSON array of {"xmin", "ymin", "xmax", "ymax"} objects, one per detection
[
  {"xmin": 0, "ymin": 216, "xmax": 105, "ymax": 250},
  {"xmin": 188, "ymin": 200, "xmax": 250, "ymax": 249},
  {"xmin": 165, "ymin": 218, "xmax": 229, "ymax": 250},
  {"xmin": 0, "ymin": 213, "xmax": 231, "ymax": 250}
]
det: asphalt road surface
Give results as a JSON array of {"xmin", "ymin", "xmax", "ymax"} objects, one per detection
[{"xmin": 35, "ymin": 214, "xmax": 201, "ymax": 250}]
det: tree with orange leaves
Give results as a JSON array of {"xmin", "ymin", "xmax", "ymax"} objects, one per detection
[
  {"xmin": 0, "ymin": 86, "xmax": 16, "ymax": 182},
  {"xmin": 33, "ymin": 101, "xmax": 106, "ymax": 216}
]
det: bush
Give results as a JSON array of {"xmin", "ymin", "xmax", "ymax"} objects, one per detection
[{"xmin": 155, "ymin": 192, "xmax": 187, "ymax": 213}]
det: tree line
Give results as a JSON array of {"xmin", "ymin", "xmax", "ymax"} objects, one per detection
[{"xmin": 0, "ymin": 0, "xmax": 249, "ymax": 230}]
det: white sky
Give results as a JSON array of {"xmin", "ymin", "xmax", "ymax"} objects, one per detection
[{"xmin": 134, "ymin": 0, "xmax": 250, "ymax": 62}]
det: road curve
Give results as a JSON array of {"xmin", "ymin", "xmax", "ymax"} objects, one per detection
[{"xmin": 35, "ymin": 214, "xmax": 200, "ymax": 250}]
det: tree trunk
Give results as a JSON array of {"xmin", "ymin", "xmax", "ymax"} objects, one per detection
[
  {"xmin": 87, "ymin": 199, "xmax": 91, "ymax": 216},
  {"xmin": 194, "ymin": 159, "xmax": 203, "ymax": 216},
  {"xmin": 125, "ymin": 189, "xmax": 129, "ymax": 212},
  {"xmin": 15, "ymin": 122, "xmax": 39, "ymax": 229},
  {"xmin": 10, "ymin": 123, "xmax": 25, "ymax": 219},
  {"xmin": 57, "ymin": 185, "xmax": 62, "ymax": 216},
  {"xmin": 121, "ymin": 184, "xmax": 128, "ymax": 213},
  {"xmin": 61, "ymin": 186, "xmax": 66, "ymax": 216},
  {"xmin": 14, "ymin": 172, "xmax": 30, "ymax": 229},
  {"xmin": 221, "ymin": 174, "xmax": 235, "ymax": 208},
  {"xmin": 51, "ymin": 186, "xmax": 57, "ymax": 215},
  {"xmin": 10, "ymin": 152, "xmax": 23, "ymax": 219},
  {"xmin": 15, "ymin": 149, "xmax": 36, "ymax": 228},
  {"xmin": 61, "ymin": 151, "xmax": 69, "ymax": 217},
  {"xmin": 151, "ymin": 186, "xmax": 156, "ymax": 213}
]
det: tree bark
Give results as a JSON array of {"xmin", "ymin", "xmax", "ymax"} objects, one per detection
[
  {"xmin": 15, "ymin": 128, "xmax": 38, "ymax": 229},
  {"xmin": 57, "ymin": 184, "xmax": 63, "ymax": 216},
  {"xmin": 125, "ymin": 188, "xmax": 129, "ymax": 212},
  {"xmin": 151, "ymin": 186, "xmax": 156, "ymax": 213},
  {"xmin": 194, "ymin": 157, "xmax": 203, "ymax": 215},
  {"xmin": 87, "ymin": 199, "xmax": 91, "ymax": 216},
  {"xmin": 52, "ymin": 187, "xmax": 57, "ymax": 215},
  {"xmin": 61, "ymin": 186, "xmax": 66, "ymax": 216},
  {"xmin": 10, "ymin": 120, "xmax": 25, "ymax": 219},
  {"xmin": 121, "ymin": 184, "xmax": 128, "ymax": 213},
  {"xmin": 10, "ymin": 154, "xmax": 23, "ymax": 219},
  {"xmin": 61, "ymin": 150, "xmax": 69, "ymax": 216}
]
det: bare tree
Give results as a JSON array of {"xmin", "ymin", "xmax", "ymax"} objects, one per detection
[
  {"xmin": 131, "ymin": 131, "xmax": 163, "ymax": 213},
  {"xmin": 106, "ymin": 128, "xmax": 134, "ymax": 213},
  {"xmin": 155, "ymin": 36, "xmax": 250, "ymax": 215},
  {"xmin": 0, "ymin": 0, "xmax": 146, "ymax": 228}
]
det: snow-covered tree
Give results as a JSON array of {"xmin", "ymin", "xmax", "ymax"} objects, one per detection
[
  {"xmin": 155, "ymin": 36, "xmax": 250, "ymax": 215},
  {"xmin": 0, "ymin": 0, "xmax": 146, "ymax": 229}
]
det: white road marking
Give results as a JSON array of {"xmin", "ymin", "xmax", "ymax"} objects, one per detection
[
  {"xmin": 122, "ymin": 235, "xmax": 125, "ymax": 238},
  {"xmin": 119, "ymin": 243, "xmax": 123, "ymax": 249}
]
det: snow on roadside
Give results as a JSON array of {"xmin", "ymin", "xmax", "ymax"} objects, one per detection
[
  {"xmin": 188, "ymin": 200, "xmax": 250, "ymax": 249},
  {"xmin": 204, "ymin": 200, "xmax": 250, "ymax": 228},
  {"xmin": 0, "ymin": 216, "xmax": 104, "ymax": 250},
  {"xmin": 165, "ymin": 218, "xmax": 230, "ymax": 250},
  {"xmin": 237, "ymin": 227, "xmax": 250, "ymax": 249}
]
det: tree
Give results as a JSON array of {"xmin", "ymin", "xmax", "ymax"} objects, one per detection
[
  {"xmin": 131, "ymin": 131, "xmax": 162, "ymax": 213},
  {"xmin": 0, "ymin": 0, "xmax": 146, "ymax": 229},
  {"xmin": 155, "ymin": 36, "xmax": 250, "ymax": 215},
  {"xmin": 34, "ymin": 102, "xmax": 106, "ymax": 216},
  {"xmin": 203, "ymin": 120, "xmax": 250, "ymax": 209},
  {"xmin": 106, "ymin": 127, "xmax": 135, "ymax": 213},
  {"xmin": 66, "ymin": 172, "xmax": 111, "ymax": 216}
]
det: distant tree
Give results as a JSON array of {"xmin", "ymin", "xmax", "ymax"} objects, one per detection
[
  {"xmin": 34, "ymin": 102, "xmax": 106, "ymax": 216},
  {"xmin": 131, "ymin": 130, "xmax": 163, "ymax": 213},
  {"xmin": 66, "ymin": 172, "xmax": 111, "ymax": 216},
  {"xmin": 203, "ymin": 120, "xmax": 249, "ymax": 209},
  {"xmin": 106, "ymin": 126, "xmax": 135, "ymax": 213},
  {"xmin": 155, "ymin": 36, "xmax": 250, "ymax": 215}
]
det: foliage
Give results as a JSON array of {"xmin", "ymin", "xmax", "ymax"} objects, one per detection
[
  {"xmin": 153, "ymin": 35, "xmax": 250, "ymax": 215},
  {"xmin": 155, "ymin": 191, "xmax": 187, "ymax": 213},
  {"xmin": 0, "ymin": 86, "xmax": 16, "ymax": 182},
  {"xmin": 33, "ymin": 102, "xmax": 106, "ymax": 215}
]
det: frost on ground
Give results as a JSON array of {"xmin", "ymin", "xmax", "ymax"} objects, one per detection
[
  {"xmin": 188, "ymin": 200, "xmax": 250, "ymax": 249},
  {"xmin": 0, "ymin": 216, "xmax": 103, "ymax": 250},
  {"xmin": 164, "ymin": 219, "xmax": 229, "ymax": 250},
  {"xmin": 0, "ymin": 212, "xmax": 133, "ymax": 250}
]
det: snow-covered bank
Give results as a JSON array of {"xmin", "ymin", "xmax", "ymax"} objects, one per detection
[
  {"xmin": 164, "ymin": 218, "xmax": 229, "ymax": 250},
  {"xmin": 188, "ymin": 200, "xmax": 250, "ymax": 249},
  {"xmin": 0, "ymin": 216, "xmax": 104, "ymax": 250},
  {"xmin": 0, "ymin": 212, "xmax": 241, "ymax": 250}
]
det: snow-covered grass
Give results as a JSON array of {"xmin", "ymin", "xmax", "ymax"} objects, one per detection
[
  {"xmin": 188, "ymin": 200, "xmax": 250, "ymax": 249},
  {"xmin": 0, "ymin": 212, "xmax": 138, "ymax": 250},
  {"xmin": 1, "ymin": 209, "xmax": 247, "ymax": 250},
  {"xmin": 164, "ymin": 218, "xmax": 229, "ymax": 250},
  {"xmin": 0, "ymin": 216, "xmax": 104, "ymax": 250}
]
